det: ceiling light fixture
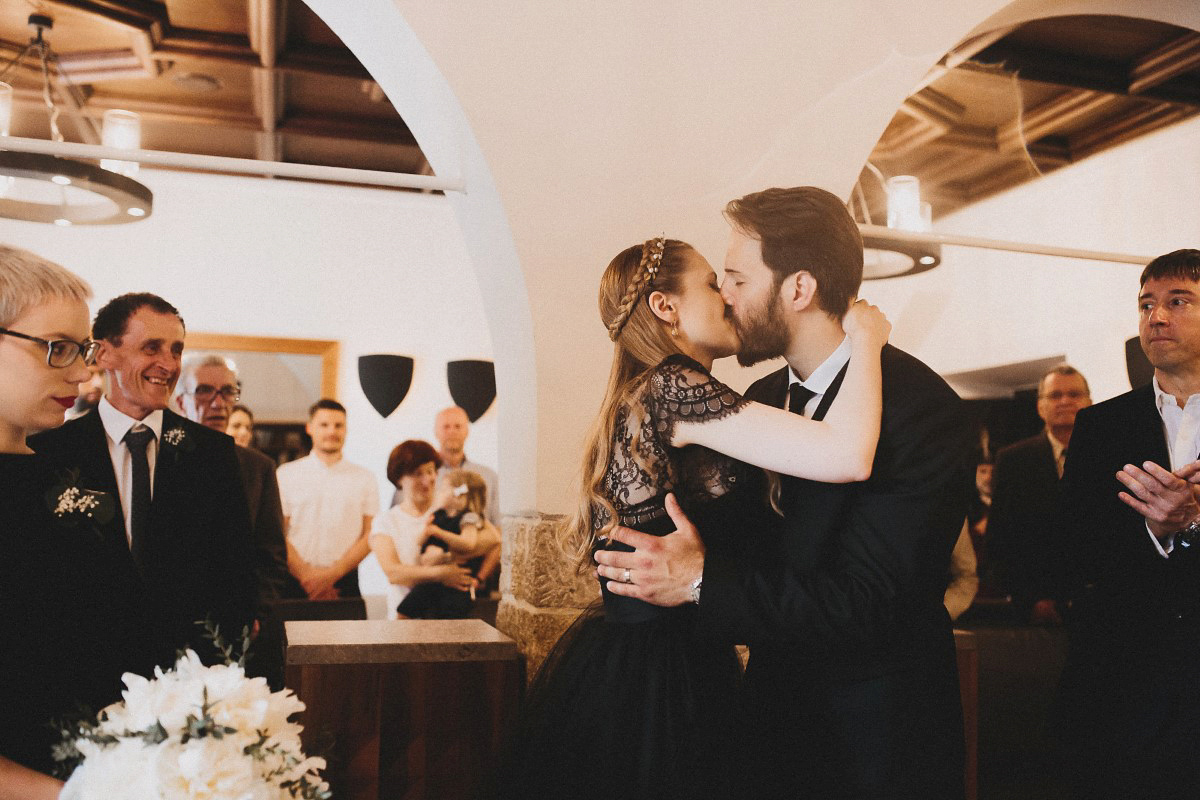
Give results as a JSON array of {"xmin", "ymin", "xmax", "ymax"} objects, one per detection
[
  {"xmin": 856, "ymin": 165, "xmax": 941, "ymax": 279},
  {"xmin": 0, "ymin": 14, "xmax": 152, "ymax": 225}
]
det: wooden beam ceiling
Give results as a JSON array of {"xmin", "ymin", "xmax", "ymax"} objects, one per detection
[
  {"xmin": 857, "ymin": 15, "xmax": 1200, "ymax": 225},
  {"xmin": 0, "ymin": 0, "xmax": 426, "ymax": 182}
]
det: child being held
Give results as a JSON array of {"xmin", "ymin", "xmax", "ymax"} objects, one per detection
[{"xmin": 395, "ymin": 469, "xmax": 501, "ymax": 619}]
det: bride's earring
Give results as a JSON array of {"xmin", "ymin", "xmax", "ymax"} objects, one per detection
[{"xmin": 670, "ymin": 318, "xmax": 679, "ymax": 337}]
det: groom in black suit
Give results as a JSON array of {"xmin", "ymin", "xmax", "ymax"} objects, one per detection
[
  {"xmin": 599, "ymin": 187, "xmax": 971, "ymax": 799},
  {"xmin": 1055, "ymin": 249, "xmax": 1200, "ymax": 799},
  {"xmin": 30, "ymin": 293, "xmax": 255, "ymax": 667}
]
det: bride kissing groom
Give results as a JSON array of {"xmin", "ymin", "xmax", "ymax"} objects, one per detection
[{"xmin": 599, "ymin": 186, "xmax": 971, "ymax": 800}]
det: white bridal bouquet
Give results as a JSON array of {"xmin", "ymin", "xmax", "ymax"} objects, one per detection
[{"xmin": 55, "ymin": 649, "xmax": 330, "ymax": 800}]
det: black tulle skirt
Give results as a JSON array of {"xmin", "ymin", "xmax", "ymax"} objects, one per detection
[{"xmin": 491, "ymin": 598, "xmax": 743, "ymax": 800}]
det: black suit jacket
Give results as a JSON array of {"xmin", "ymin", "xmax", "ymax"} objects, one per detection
[
  {"xmin": 701, "ymin": 344, "xmax": 971, "ymax": 799},
  {"xmin": 29, "ymin": 408, "xmax": 257, "ymax": 666},
  {"xmin": 988, "ymin": 432, "xmax": 1062, "ymax": 611},
  {"xmin": 1055, "ymin": 385, "xmax": 1200, "ymax": 797},
  {"xmin": 235, "ymin": 444, "xmax": 304, "ymax": 609}
]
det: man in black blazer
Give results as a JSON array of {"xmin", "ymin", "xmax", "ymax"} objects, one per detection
[
  {"xmin": 599, "ymin": 187, "xmax": 971, "ymax": 799},
  {"xmin": 988, "ymin": 365, "xmax": 1090, "ymax": 623},
  {"xmin": 29, "ymin": 293, "xmax": 256, "ymax": 668},
  {"xmin": 1055, "ymin": 249, "xmax": 1200, "ymax": 799}
]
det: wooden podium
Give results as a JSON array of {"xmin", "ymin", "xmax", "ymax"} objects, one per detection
[{"xmin": 285, "ymin": 619, "xmax": 522, "ymax": 800}]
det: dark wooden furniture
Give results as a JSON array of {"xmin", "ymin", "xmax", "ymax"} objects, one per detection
[{"xmin": 285, "ymin": 619, "xmax": 521, "ymax": 800}]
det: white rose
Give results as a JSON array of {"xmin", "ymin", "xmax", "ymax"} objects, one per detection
[
  {"xmin": 59, "ymin": 739, "xmax": 158, "ymax": 800},
  {"xmin": 157, "ymin": 737, "xmax": 259, "ymax": 800}
]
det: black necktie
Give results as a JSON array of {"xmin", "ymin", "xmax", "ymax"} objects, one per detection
[
  {"xmin": 124, "ymin": 426, "xmax": 154, "ymax": 567},
  {"xmin": 788, "ymin": 384, "xmax": 817, "ymax": 417}
]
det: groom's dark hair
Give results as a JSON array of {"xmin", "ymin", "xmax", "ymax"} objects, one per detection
[{"xmin": 724, "ymin": 186, "xmax": 863, "ymax": 319}]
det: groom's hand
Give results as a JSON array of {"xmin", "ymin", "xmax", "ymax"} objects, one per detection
[{"xmin": 595, "ymin": 493, "xmax": 704, "ymax": 607}]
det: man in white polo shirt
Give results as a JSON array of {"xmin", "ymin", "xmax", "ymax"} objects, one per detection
[{"xmin": 277, "ymin": 398, "xmax": 378, "ymax": 600}]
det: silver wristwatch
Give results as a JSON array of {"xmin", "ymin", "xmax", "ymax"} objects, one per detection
[
  {"xmin": 1176, "ymin": 516, "xmax": 1200, "ymax": 550},
  {"xmin": 688, "ymin": 574, "xmax": 703, "ymax": 605}
]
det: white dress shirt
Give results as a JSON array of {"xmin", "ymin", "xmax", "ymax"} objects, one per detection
[
  {"xmin": 277, "ymin": 453, "xmax": 379, "ymax": 567},
  {"xmin": 1148, "ymin": 376, "xmax": 1200, "ymax": 557},
  {"xmin": 97, "ymin": 396, "xmax": 164, "ymax": 545},
  {"xmin": 787, "ymin": 335, "xmax": 853, "ymax": 416}
]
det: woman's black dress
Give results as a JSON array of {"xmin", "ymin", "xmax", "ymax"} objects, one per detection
[
  {"xmin": 496, "ymin": 355, "xmax": 771, "ymax": 800},
  {"xmin": 0, "ymin": 452, "xmax": 153, "ymax": 775}
]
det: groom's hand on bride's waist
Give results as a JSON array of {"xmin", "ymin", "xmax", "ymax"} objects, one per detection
[{"xmin": 595, "ymin": 493, "xmax": 704, "ymax": 607}]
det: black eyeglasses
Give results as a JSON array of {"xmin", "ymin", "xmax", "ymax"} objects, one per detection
[
  {"xmin": 185, "ymin": 384, "xmax": 241, "ymax": 403},
  {"xmin": 0, "ymin": 327, "xmax": 99, "ymax": 368}
]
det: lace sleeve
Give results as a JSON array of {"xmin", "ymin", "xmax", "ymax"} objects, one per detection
[{"xmin": 647, "ymin": 355, "xmax": 749, "ymax": 445}]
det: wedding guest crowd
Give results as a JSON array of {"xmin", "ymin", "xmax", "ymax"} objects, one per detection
[
  {"xmin": 10, "ymin": 228, "xmax": 1199, "ymax": 800},
  {"xmin": 277, "ymin": 399, "xmax": 378, "ymax": 600}
]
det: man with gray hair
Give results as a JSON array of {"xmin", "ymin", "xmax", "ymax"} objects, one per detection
[
  {"xmin": 176, "ymin": 354, "xmax": 298, "ymax": 617},
  {"xmin": 989, "ymin": 364, "xmax": 1091, "ymax": 624}
]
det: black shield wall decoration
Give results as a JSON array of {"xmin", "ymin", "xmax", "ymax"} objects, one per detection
[
  {"xmin": 447, "ymin": 359, "xmax": 496, "ymax": 422},
  {"xmin": 1126, "ymin": 336, "xmax": 1152, "ymax": 390},
  {"xmin": 358, "ymin": 354, "xmax": 414, "ymax": 418}
]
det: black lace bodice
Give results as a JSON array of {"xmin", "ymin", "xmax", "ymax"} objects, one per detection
[{"xmin": 597, "ymin": 354, "xmax": 752, "ymax": 529}]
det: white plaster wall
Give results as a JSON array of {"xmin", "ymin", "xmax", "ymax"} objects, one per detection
[{"xmin": 0, "ymin": 168, "xmax": 498, "ymax": 523}]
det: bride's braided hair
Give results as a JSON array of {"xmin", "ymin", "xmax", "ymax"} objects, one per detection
[
  {"xmin": 606, "ymin": 236, "xmax": 667, "ymax": 342},
  {"xmin": 564, "ymin": 236, "xmax": 694, "ymax": 571}
]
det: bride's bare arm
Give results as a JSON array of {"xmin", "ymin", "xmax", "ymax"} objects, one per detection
[{"xmin": 671, "ymin": 300, "xmax": 888, "ymax": 483}]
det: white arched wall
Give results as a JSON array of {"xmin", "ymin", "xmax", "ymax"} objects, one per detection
[
  {"xmin": 304, "ymin": 0, "xmax": 540, "ymax": 513},
  {"xmin": 311, "ymin": 0, "xmax": 1200, "ymax": 515}
]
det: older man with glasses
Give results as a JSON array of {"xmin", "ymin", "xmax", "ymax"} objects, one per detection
[
  {"xmin": 176, "ymin": 354, "xmax": 300, "ymax": 607},
  {"xmin": 988, "ymin": 365, "xmax": 1092, "ymax": 625}
]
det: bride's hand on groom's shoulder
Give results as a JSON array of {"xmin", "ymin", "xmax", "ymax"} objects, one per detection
[
  {"xmin": 595, "ymin": 493, "xmax": 704, "ymax": 607},
  {"xmin": 843, "ymin": 298, "xmax": 890, "ymax": 348}
]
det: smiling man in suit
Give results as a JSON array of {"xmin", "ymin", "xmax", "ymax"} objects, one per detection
[
  {"xmin": 29, "ymin": 293, "xmax": 255, "ymax": 667},
  {"xmin": 1056, "ymin": 249, "xmax": 1200, "ymax": 799},
  {"xmin": 599, "ymin": 187, "xmax": 972, "ymax": 799}
]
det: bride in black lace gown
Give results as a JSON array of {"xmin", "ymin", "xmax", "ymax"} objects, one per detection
[
  {"xmin": 0, "ymin": 247, "xmax": 151, "ymax": 800},
  {"xmin": 495, "ymin": 237, "xmax": 889, "ymax": 799}
]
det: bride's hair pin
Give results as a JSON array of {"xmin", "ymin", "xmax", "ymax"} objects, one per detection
[{"xmin": 607, "ymin": 236, "xmax": 667, "ymax": 342}]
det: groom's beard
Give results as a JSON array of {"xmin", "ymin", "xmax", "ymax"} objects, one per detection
[{"xmin": 734, "ymin": 293, "xmax": 790, "ymax": 367}]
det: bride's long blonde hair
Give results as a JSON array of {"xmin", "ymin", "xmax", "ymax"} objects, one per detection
[{"xmin": 564, "ymin": 238, "xmax": 695, "ymax": 571}]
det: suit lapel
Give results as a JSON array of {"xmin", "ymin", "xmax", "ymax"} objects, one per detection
[
  {"xmin": 1035, "ymin": 435, "xmax": 1059, "ymax": 484},
  {"xmin": 153, "ymin": 410, "xmax": 180, "ymax": 500},
  {"xmin": 76, "ymin": 410, "xmax": 121, "ymax": 499},
  {"xmin": 752, "ymin": 365, "xmax": 790, "ymax": 409},
  {"xmin": 1137, "ymin": 386, "xmax": 1171, "ymax": 467},
  {"xmin": 73, "ymin": 411, "xmax": 138, "ymax": 569}
]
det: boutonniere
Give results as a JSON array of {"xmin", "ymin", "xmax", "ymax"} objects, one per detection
[
  {"xmin": 159, "ymin": 425, "xmax": 196, "ymax": 459},
  {"xmin": 45, "ymin": 469, "xmax": 116, "ymax": 531}
]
